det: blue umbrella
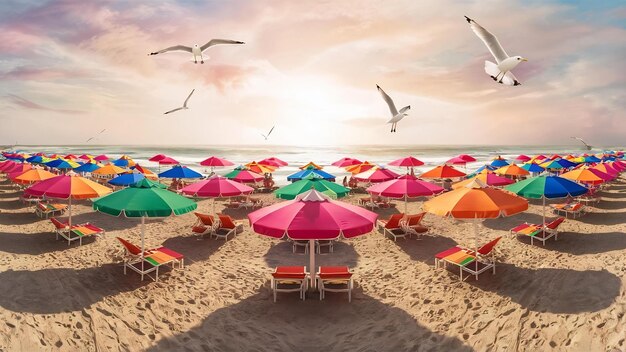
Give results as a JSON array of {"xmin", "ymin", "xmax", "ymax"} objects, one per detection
[
  {"xmin": 555, "ymin": 158, "xmax": 577, "ymax": 169},
  {"xmin": 490, "ymin": 158, "xmax": 510, "ymax": 167},
  {"xmin": 158, "ymin": 165, "xmax": 203, "ymax": 179},
  {"xmin": 520, "ymin": 163, "xmax": 545, "ymax": 173},
  {"xmin": 287, "ymin": 168, "xmax": 336, "ymax": 182},
  {"xmin": 108, "ymin": 172, "xmax": 146, "ymax": 186},
  {"xmin": 584, "ymin": 155, "xmax": 601, "ymax": 163},
  {"xmin": 26, "ymin": 155, "xmax": 46, "ymax": 164},
  {"xmin": 74, "ymin": 162, "xmax": 101, "ymax": 173},
  {"xmin": 113, "ymin": 158, "xmax": 134, "ymax": 167},
  {"xmin": 45, "ymin": 159, "xmax": 77, "ymax": 169}
]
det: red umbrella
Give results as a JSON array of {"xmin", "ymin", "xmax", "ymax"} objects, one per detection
[
  {"xmin": 420, "ymin": 165, "xmax": 466, "ymax": 179},
  {"xmin": 149, "ymin": 154, "xmax": 167, "ymax": 162},
  {"xmin": 259, "ymin": 157, "xmax": 288, "ymax": 167},
  {"xmin": 200, "ymin": 156, "xmax": 235, "ymax": 167},
  {"xmin": 3, "ymin": 163, "xmax": 31, "ymax": 175},
  {"xmin": 367, "ymin": 174, "xmax": 444, "ymax": 212},
  {"xmin": 388, "ymin": 156, "xmax": 424, "ymax": 168},
  {"xmin": 158, "ymin": 157, "xmax": 180, "ymax": 165},
  {"xmin": 227, "ymin": 169, "xmax": 264, "ymax": 183},
  {"xmin": 331, "ymin": 157, "xmax": 362, "ymax": 167},
  {"xmin": 445, "ymin": 156, "xmax": 468, "ymax": 165},
  {"xmin": 354, "ymin": 167, "xmax": 400, "ymax": 183},
  {"xmin": 0, "ymin": 160, "xmax": 17, "ymax": 172},
  {"xmin": 181, "ymin": 175, "xmax": 254, "ymax": 213},
  {"xmin": 516, "ymin": 155, "xmax": 531, "ymax": 162},
  {"xmin": 64, "ymin": 154, "xmax": 78, "ymax": 160},
  {"xmin": 248, "ymin": 189, "xmax": 378, "ymax": 286},
  {"xmin": 94, "ymin": 154, "xmax": 109, "ymax": 161}
]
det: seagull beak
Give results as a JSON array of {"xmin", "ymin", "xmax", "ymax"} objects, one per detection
[{"xmin": 521, "ymin": 58, "xmax": 528, "ymax": 62}]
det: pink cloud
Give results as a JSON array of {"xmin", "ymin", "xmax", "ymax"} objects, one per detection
[{"xmin": 6, "ymin": 94, "xmax": 83, "ymax": 114}]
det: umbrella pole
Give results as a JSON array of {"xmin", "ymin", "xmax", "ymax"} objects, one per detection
[
  {"xmin": 141, "ymin": 216, "xmax": 145, "ymax": 273},
  {"xmin": 309, "ymin": 239, "xmax": 316, "ymax": 289},
  {"xmin": 404, "ymin": 194, "xmax": 408, "ymax": 214},
  {"xmin": 68, "ymin": 197, "xmax": 72, "ymax": 228},
  {"xmin": 542, "ymin": 196, "xmax": 546, "ymax": 227},
  {"xmin": 212, "ymin": 199, "xmax": 216, "ymax": 215},
  {"xmin": 474, "ymin": 217, "xmax": 479, "ymax": 274}
]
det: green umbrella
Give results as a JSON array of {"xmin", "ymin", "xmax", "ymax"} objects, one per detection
[
  {"xmin": 274, "ymin": 175, "xmax": 350, "ymax": 200},
  {"xmin": 93, "ymin": 179, "xmax": 197, "ymax": 268}
]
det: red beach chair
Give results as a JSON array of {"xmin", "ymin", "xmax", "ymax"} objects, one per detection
[
  {"xmin": 271, "ymin": 266, "xmax": 309, "ymax": 302},
  {"xmin": 317, "ymin": 266, "xmax": 354, "ymax": 302},
  {"xmin": 215, "ymin": 214, "xmax": 244, "ymax": 241}
]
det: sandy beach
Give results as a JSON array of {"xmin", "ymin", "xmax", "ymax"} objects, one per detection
[{"xmin": 0, "ymin": 175, "xmax": 623, "ymax": 352}]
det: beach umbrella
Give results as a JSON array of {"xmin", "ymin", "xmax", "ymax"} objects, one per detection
[
  {"xmin": 259, "ymin": 157, "xmax": 288, "ymax": 167},
  {"xmin": 520, "ymin": 162, "xmax": 545, "ymax": 173},
  {"xmin": 3, "ymin": 162, "xmax": 32, "ymax": 175},
  {"xmin": 64, "ymin": 154, "xmax": 78, "ymax": 160},
  {"xmin": 25, "ymin": 174, "xmax": 112, "ymax": 227},
  {"xmin": 74, "ymin": 162, "xmax": 101, "ymax": 173},
  {"xmin": 389, "ymin": 156, "xmax": 424, "ymax": 173},
  {"xmin": 354, "ymin": 167, "xmax": 400, "ymax": 183},
  {"xmin": 331, "ymin": 157, "xmax": 362, "ymax": 167},
  {"xmin": 181, "ymin": 175, "xmax": 254, "ymax": 213},
  {"xmin": 555, "ymin": 158, "xmax": 578, "ymax": 169},
  {"xmin": 592, "ymin": 163, "xmax": 619, "ymax": 178},
  {"xmin": 46, "ymin": 159, "xmax": 80, "ymax": 170},
  {"xmin": 490, "ymin": 157, "xmax": 509, "ymax": 168},
  {"xmin": 494, "ymin": 164, "xmax": 530, "ymax": 177},
  {"xmin": 458, "ymin": 154, "xmax": 477, "ymax": 162},
  {"xmin": 345, "ymin": 161, "xmax": 376, "ymax": 174},
  {"xmin": 26, "ymin": 155, "xmax": 49, "ymax": 164},
  {"xmin": 224, "ymin": 168, "xmax": 264, "ymax": 183},
  {"xmin": 584, "ymin": 155, "xmax": 601, "ymax": 163},
  {"xmin": 0, "ymin": 160, "xmax": 17, "ymax": 172},
  {"xmin": 516, "ymin": 155, "xmax": 531, "ymax": 162},
  {"xmin": 540, "ymin": 159, "xmax": 564, "ymax": 171},
  {"xmin": 79, "ymin": 154, "xmax": 94, "ymax": 161},
  {"xmin": 149, "ymin": 154, "xmax": 167, "ymax": 162},
  {"xmin": 108, "ymin": 172, "xmax": 146, "ymax": 186},
  {"xmin": 367, "ymin": 174, "xmax": 444, "ymax": 213},
  {"xmin": 452, "ymin": 173, "xmax": 514, "ymax": 189},
  {"xmin": 94, "ymin": 154, "xmax": 109, "ymax": 162},
  {"xmin": 158, "ymin": 165, "xmax": 203, "ymax": 179},
  {"xmin": 245, "ymin": 161, "xmax": 276, "ymax": 174},
  {"xmin": 113, "ymin": 155, "xmax": 136, "ymax": 168},
  {"xmin": 505, "ymin": 175, "xmax": 588, "ymax": 227},
  {"xmin": 11, "ymin": 168, "xmax": 56, "ymax": 184},
  {"xmin": 275, "ymin": 175, "xmax": 350, "ymax": 200},
  {"xmin": 93, "ymin": 179, "xmax": 197, "ymax": 275},
  {"xmin": 131, "ymin": 164, "xmax": 158, "ymax": 180},
  {"xmin": 287, "ymin": 168, "xmax": 336, "ymax": 182},
  {"xmin": 200, "ymin": 156, "xmax": 235, "ymax": 172},
  {"xmin": 158, "ymin": 157, "xmax": 180, "ymax": 165},
  {"xmin": 420, "ymin": 165, "xmax": 466, "ymax": 179},
  {"xmin": 445, "ymin": 156, "xmax": 469, "ymax": 166},
  {"xmin": 248, "ymin": 189, "xmax": 378, "ymax": 287},
  {"xmin": 92, "ymin": 164, "xmax": 127, "ymax": 177},
  {"xmin": 472, "ymin": 164, "xmax": 498, "ymax": 175},
  {"xmin": 423, "ymin": 179, "xmax": 528, "ymax": 275},
  {"xmin": 299, "ymin": 161, "xmax": 323, "ymax": 170},
  {"xmin": 561, "ymin": 168, "xmax": 611, "ymax": 185}
]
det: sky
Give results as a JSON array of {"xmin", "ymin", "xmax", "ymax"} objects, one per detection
[{"xmin": 0, "ymin": 0, "xmax": 624, "ymax": 146}]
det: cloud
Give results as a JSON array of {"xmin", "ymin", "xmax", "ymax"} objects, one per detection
[{"xmin": 6, "ymin": 94, "xmax": 83, "ymax": 114}]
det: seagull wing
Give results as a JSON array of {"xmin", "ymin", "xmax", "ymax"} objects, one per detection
[
  {"xmin": 260, "ymin": 133, "xmax": 267, "ymax": 140},
  {"xmin": 99, "ymin": 129, "xmax": 106, "ymax": 134},
  {"xmin": 571, "ymin": 137, "xmax": 591, "ymax": 148},
  {"xmin": 164, "ymin": 107, "xmax": 183, "ymax": 115},
  {"xmin": 267, "ymin": 126, "xmax": 275, "ymax": 138},
  {"xmin": 149, "ymin": 45, "xmax": 192, "ymax": 55},
  {"xmin": 465, "ymin": 16, "xmax": 509, "ymax": 63},
  {"xmin": 183, "ymin": 89, "xmax": 195, "ymax": 107},
  {"xmin": 398, "ymin": 106, "xmax": 410, "ymax": 114},
  {"xmin": 86, "ymin": 137, "xmax": 94, "ymax": 143},
  {"xmin": 200, "ymin": 39, "xmax": 245, "ymax": 52},
  {"xmin": 377, "ymin": 85, "xmax": 398, "ymax": 116}
]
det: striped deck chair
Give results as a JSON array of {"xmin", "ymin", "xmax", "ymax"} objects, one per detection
[
  {"xmin": 551, "ymin": 202, "xmax": 585, "ymax": 218},
  {"xmin": 51, "ymin": 218, "xmax": 105, "ymax": 246},
  {"xmin": 435, "ymin": 237, "xmax": 502, "ymax": 281},
  {"xmin": 35, "ymin": 202, "xmax": 67, "ymax": 218},
  {"xmin": 116, "ymin": 237, "xmax": 184, "ymax": 282},
  {"xmin": 510, "ymin": 217, "xmax": 565, "ymax": 246},
  {"xmin": 271, "ymin": 266, "xmax": 309, "ymax": 302}
]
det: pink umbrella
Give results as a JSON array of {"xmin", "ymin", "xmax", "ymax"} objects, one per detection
[
  {"xmin": 200, "ymin": 156, "xmax": 235, "ymax": 167},
  {"xmin": 78, "ymin": 154, "xmax": 92, "ymax": 161},
  {"xmin": 354, "ymin": 167, "xmax": 400, "ymax": 183},
  {"xmin": 367, "ymin": 174, "xmax": 444, "ymax": 212},
  {"xmin": 248, "ymin": 189, "xmax": 378, "ymax": 287},
  {"xmin": 229, "ymin": 169, "xmax": 264, "ymax": 184},
  {"xmin": 3, "ymin": 163, "xmax": 31, "ymax": 175},
  {"xmin": 0, "ymin": 160, "xmax": 17, "ymax": 172},
  {"xmin": 388, "ymin": 156, "xmax": 424, "ymax": 168},
  {"xmin": 516, "ymin": 155, "xmax": 531, "ymax": 162},
  {"xmin": 149, "ymin": 154, "xmax": 167, "ymax": 162},
  {"xmin": 158, "ymin": 156, "xmax": 180, "ymax": 165},
  {"xmin": 457, "ymin": 154, "xmax": 477, "ymax": 162},
  {"xmin": 94, "ymin": 154, "xmax": 109, "ymax": 161},
  {"xmin": 181, "ymin": 175, "xmax": 254, "ymax": 213},
  {"xmin": 609, "ymin": 161, "xmax": 625, "ymax": 172},
  {"xmin": 331, "ymin": 157, "xmax": 362, "ymax": 167},
  {"xmin": 259, "ymin": 157, "xmax": 288, "ymax": 167},
  {"xmin": 445, "ymin": 156, "xmax": 468, "ymax": 165}
]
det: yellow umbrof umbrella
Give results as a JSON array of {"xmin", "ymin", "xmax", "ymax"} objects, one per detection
[
  {"xmin": 92, "ymin": 163, "xmax": 127, "ymax": 176},
  {"xmin": 423, "ymin": 179, "xmax": 528, "ymax": 277},
  {"xmin": 245, "ymin": 161, "xmax": 276, "ymax": 174}
]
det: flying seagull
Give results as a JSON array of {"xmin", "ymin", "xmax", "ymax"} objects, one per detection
[
  {"xmin": 465, "ymin": 16, "xmax": 527, "ymax": 86},
  {"xmin": 86, "ymin": 129, "xmax": 106, "ymax": 143},
  {"xmin": 571, "ymin": 137, "xmax": 592, "ymax": 151},
  {"xmin": 377, "ymin": 84, "xmax": 410, "ymax": 133},
  {"xmin": 164, "ymin": 89, "xmax": 195, "ymax": 115},
  {"xmin": 148, "ymin": 39, "xmax": 245, "ymax": 64},
  {"xmin": 261, "ymin": 126, "xmax": 275, "ymax": 140}
]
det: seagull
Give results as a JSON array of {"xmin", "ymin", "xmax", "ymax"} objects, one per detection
[
  {"xmin": 86, "ymin": 129, "xmax": 106, "ymax": 143},
  {"xmin": 148, "ymin": 39, "xmax": 245, "ymax": 64},
  {"xmin": 261, "ymin": 126, "xmax": 274, "ymax": 140},
  {"xmin": 571, "ymin": 137, "xmax": 592, "ymax": 151},
  {"xmin": 465, "ymin": 16, "xmax": 528, "ymax": 86},
  {"xmin": 377, "ymin": 84, "xmax": 410, "ymax": 133},
  {"xmin": 164, "ymin": 89, "xmax": 194, "ymax": 115}
]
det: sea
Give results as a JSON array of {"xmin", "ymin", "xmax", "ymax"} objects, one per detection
[{"xmin": 8, "ymin": 145, "xmax": 623, "ymax": 186}]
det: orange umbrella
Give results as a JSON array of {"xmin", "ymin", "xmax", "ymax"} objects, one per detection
[
  {"xmin": 245, "ymin": 161, "xmax": 276, "ymax": 174},
  {"xmin": 11, "ymin": 168, "xmax": 56, "ymax": 184},
  {"xmin": 561, "ymin": 168, "xmax": 608, "ymax": 185},
  {"xmin": 420, "ymin": 165, "xmax": 466, "ymax": 179},
  {"xmin": 92, "ymin": 163, "xmax": 127, "ymax": 176},
  {"xmin": 423, "ymin": 179, "xmax": 528, "ymax": 273},
  {"xmin": 345, "ymin": 161, "xmax": 375, "ymax": 174},
  {"xmin": 299, "ymin": 161, "xmax": 323, "ymax": 170},
  {"xmin": 494, "ymin": 164, "xmax": 530, "ymax": 177}
]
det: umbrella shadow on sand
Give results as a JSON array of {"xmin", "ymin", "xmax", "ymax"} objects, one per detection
[
  {"xmin": 514, "ymin": 231, "xmax": 626, "ymax": 255},
  {"xmin": 145, "ymin": 291, "xmax": 473, "ymax": 352},
  {"xmin": 263, "ymin": 240, "xmax": 360, "ymax": 269},
  {"xmin": 0, "ymin": 264, "xmax": 151, "ymax": 314},
  {"xmin": 161, "ymin": 235, "xmax": 226, "ymax": 264},
  {"xmin": 576, "ymin": 211, "xmax": 626, "ymax": 226},
  {"xmin": 0, "ymin": 231, "xmax": 97, "ymax": 255}
]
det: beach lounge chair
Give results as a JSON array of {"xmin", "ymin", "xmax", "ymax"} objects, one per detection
[
  {"xmin": 377, "ymin": 213, "xmax": 405, "ymax": 241},
  {"xmin": 551, "ymin": 202, "xmax": 585, "ymax": 218},
  {"xmin": 400, "ymin": 212, "xmax": 429, "ymax": 239},
  {"xmin": 50, "ymin": 218, "xmax": 105, "ymax": 246},
  {"xmin": 317, "ymin": 266, "xmax": 354, "ymax": 302},
  {"xmin": 214, "ymin": 214, "xmax": 244, "ymax": 241},
  {"xmin": 271, "ymin": 266, "xmax": 309, "ymax": 302},
  {"xmin": 434, "ymin": 237, "xmax": 502, "ymax": 281},
  {"xmin": 190, "ymin": 212, "xmax": 219, "ymax": 238},
  {"xmin": 510, "ymin": 217, "xmax": 565, "ymax": 246},
  {"xmin": 292, "ymin": 240, "xmax": 334, "ymax": 254},
  {"xmin": 35, "ymin": 202, "xmax": 67, "ymax": 218},
  {"xmin": 116, "ymin": 237, "xmax": 184, "ymax": 282}
]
